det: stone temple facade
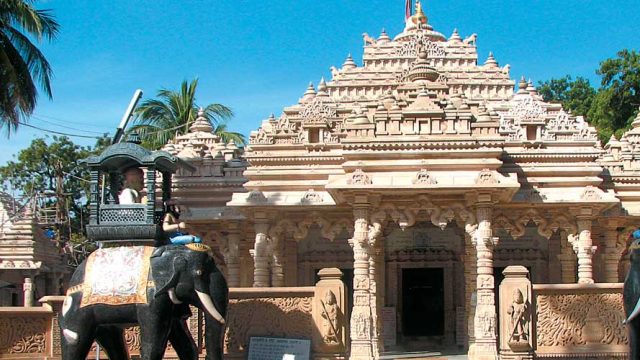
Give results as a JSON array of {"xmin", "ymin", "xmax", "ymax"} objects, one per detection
[{"xmin": 161, "ymin": 4, "xmax": 640, "ymax": 359}]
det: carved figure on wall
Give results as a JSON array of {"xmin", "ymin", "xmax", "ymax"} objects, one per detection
[
  {"xmin": 623, "ymin": 229, "xmax": 640, "ymax": 358},
  {"xmin": 59, "ymin": 244, "xmax": 228, "ymax": 360},
  {"xmin": 320, "ymin": 290, "xmax": 341, "ymax": 345},
  {"xmin": 507, "ymin": 289, "xmax": 529, "ymax": 344}
]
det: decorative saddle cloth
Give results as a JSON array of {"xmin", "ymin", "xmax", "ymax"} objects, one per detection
[{"xmin": 78, "ymin": 246, "xmax": 154, "ymax": 307}]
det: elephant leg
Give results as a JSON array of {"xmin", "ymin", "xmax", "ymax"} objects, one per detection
[
  {"xmin": 204, "ymin": 313, "xmax": 225, "ymax": 360},
  {"xmin": 140, "ymin": 316, "xmax": 172, "ymax": 360},
  {"xmin": 631, "ymin": 322, "xmax": 640, "ymax": 360},
  {"xmin": 60, "ymin": 324, "xmax": 95, "ymax": 360},
  {"xmin": 169, "ymin": 318, "xmax": 198, "ymax": 360},
  {"xmin": 96, "ymin": 326, "xmax": 128, "ymax": 360}
]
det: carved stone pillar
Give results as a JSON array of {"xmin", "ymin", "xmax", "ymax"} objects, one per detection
[
  {"xmin": 252, "ymin": 214, "xmax": 271, "ymax": 287},
  {"xmin": 23, "ymin": 276, "xmax": 34, "ymax": 307},
  {"xmin": 224, "ymin": 222, "xmax": 242, "ymax": 287},
  {"xmin": 568, "ymin": 216, "xmax": 596, "ymax": 284},
  {"xmin": 368, "ymin": 222, "xmax": 384, "ymax": 356},
  {"xmin": 468, "ymin": 200, "xmax": 498, "ymax": 360},
  {"xmin": 349, "ymin": 197, "xmax": 376, "ymax": 360},
  {"xmin": 464, "ymin": 234, "xmax": 477, "ymax": 346}
]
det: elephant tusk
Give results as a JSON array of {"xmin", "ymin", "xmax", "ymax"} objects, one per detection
[
  {"xmin": 168, "ymin": 288, "xmax": 183, "ymax": 304},
  {"xmin": 627, "ymin": 298, "xmax": 640, "ymax": 324},
  {"xmin": 196, "ymin": 290, "xmax": 225, "ymax": 325}
]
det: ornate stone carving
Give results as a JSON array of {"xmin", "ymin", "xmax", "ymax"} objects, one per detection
[
  {"xmin": 396, "ymin": 32, "xmax": 445, "ymax": 58},
  {"xmin": 507, "ymin": 289, "xmax": 530, "ymax": 347},
  {"xmin": 536, "ymin": 293, "xmax": 627, "ymax": 347},
  {"xmin": 475, "ymin": 168, "xmax": 498, "ymax": 185},
  {"xmin": 412, "ymin": 169, "xmax": 437, "ymax": 185},
  {"xmin": 224, "ymin": 297, "xmax": 314, "ymax": 355},
  {"xmin": 301, "ymin": 98, "xmax": 337, "ymax": 125},
  {"xmin": 347, "ymin": 169, "xmax": 372, "ymax": 185},
  {"xmin": 0, "ymin": 316, "xmax": 47, "ymax": 354}
]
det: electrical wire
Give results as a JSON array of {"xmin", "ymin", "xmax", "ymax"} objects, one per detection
[
  {"xmin": 18, "ymin": 122, "xmax": 105, "ymax": 139},
  {"xmin": 31, "ymin": 115, "xmax": 110, "ymax": 135},
  {"xmin": 33, "ymin": 113, "xmax": 115, "ymax": 129}
]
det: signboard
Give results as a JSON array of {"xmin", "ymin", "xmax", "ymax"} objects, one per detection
[
  {"xmin": 248, "ymin": 337, "xmax": 311, "ymax": 360},
  {"xmin": 381, "ymin": 306, "xmax": 397, "ymax": 347}
]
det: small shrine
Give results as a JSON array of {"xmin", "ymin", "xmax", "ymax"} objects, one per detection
[{"xmin": 81, "ymin": 136, "xmax": 195, "ymax": 246}]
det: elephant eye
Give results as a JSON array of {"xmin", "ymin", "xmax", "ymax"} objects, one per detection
[{"xmin": 195, "ymin": 269, "xmax": 203, "ymax": 276}]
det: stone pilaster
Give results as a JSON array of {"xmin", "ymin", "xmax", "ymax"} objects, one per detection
[
  {"xmin": 468, "ymin": 200, "xmax": 498, "ymax": 360},
  {"xmin": 568, "ymin": 216, "xmax": 596, "ymax": 284},
  {"xmin": 271, "ymin": 235, "xmax": 285, "ymax": 287},
  {"xmin": 498, "ymin": 266, "xmax": 533, "ymax": 360},
  {"xmin": 602, "ymin": 226, "xmax": 625, "ymax": 283},
  {"xmin": 349, "ymin": 197, "xmax": 376, "ymax": 360},
  {"xmin": 464, "ymin": 234, "xmax": 477, "ymax": 346},
  {"xmin": 224, "ymin": 222, "xmax": 242, "ymax": 287},
  {"xmin": 252, "ymin": 214, "xmax": 271, "ymax": 287}
]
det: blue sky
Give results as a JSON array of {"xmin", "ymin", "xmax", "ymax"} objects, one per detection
[{"xmin": 1, "ymin": 0, "xmax": 639, "ymax": 165}]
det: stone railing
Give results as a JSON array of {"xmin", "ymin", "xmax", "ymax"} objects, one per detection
[
  {"xmin": 498, "ymin": 265, "xmax": 628, "ymax": 360},
  {"xmin": 0, "ymin": 268, "xmax": 348, "ymax": 360}
]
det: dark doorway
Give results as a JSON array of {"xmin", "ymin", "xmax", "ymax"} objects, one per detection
[{"xmin": 402, "ymin": 268, "xmax": 444, "ymax": 336}]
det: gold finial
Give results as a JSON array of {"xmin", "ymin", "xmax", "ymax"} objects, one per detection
[{"xmin": 412, "ymin": 0, "xmax": 428, "ymax": 27}]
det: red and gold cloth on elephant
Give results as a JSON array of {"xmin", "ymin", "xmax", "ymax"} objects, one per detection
[{"xmin": 80, "ymin": 246, "xmax": 154, "ymax": 307}]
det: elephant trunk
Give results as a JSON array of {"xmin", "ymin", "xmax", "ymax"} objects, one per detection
[{"xmin": 197, "ymin": 290, "xmax": 225, "ymax": 324}]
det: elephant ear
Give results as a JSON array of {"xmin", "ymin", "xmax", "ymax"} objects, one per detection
[{"xmin": 153, "ymin": 251, "xmax": 188, "ymax": 298}]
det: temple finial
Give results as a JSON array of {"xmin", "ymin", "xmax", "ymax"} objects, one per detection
[{"xmin": 412, "ymin": 0, "xmax": 428, "ymax": 27}]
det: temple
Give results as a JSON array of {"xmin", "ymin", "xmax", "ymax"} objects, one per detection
[
  {"xmin": 1, "ymin": 2, "xmax": 637, "ymax": 359},
  {"xmin": 154, "ymin": 2, "xmax": 640, "ymax": 359}
]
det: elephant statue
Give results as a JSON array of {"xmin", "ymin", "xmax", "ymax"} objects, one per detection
[
  {"xmin": 58, "ymin": 243, "xmax": 228, "ymax": 360},
  {"xmin": 624, "ymin": 230, "xmax": 640, "ymax": 358}
]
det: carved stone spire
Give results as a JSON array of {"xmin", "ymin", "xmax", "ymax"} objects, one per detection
[
  {"xmin": 342, "ymin": 54, "xmax": 357, "ymax": 70},
  {"xmin": 484, "ymin": 52, "xmax": 498, "ymax": 68},
  {"xmin": 449, "ymin": 28, "xmax": 462, "ymax": 42},
  {"xmin": 317, "ymin": 77, "xmax": 328, "ymax": 97},
  {"xmin": 378, "ymin": 29, "xmax": 391, "ymax": 43},
  {"xmin": 517, "ymin": 76, "xmax": 529, "ymax": 94},
  {"xmin": 190, "ymin": 107, "xmax": 214, "ymax": 133},
  {"xmin": 301, "ymin": 82, "xmax": 317, "ymax": 103}
]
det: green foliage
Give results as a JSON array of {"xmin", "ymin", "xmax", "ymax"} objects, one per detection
[
  {"xmin": 537, "ymin": 76, "xmax": 595, "ymax": 117},
  {"xmin": 538, "ymin": 49, "xmax": 640, "ymax": 143},
  {"xmin": 0, "ymin": 135, "xmax": 109, "ymax": 237},
  {"xmin": 130, "ymin": 78, "xmax": 245, "ymax": 149},
  {"xmin": 0, "ymin": 0, "xmax": 59, "ymax": 136}
]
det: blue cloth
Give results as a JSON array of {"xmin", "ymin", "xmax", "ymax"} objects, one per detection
[
  {"xmin": 169, "ymin": 232, "xmax": 202, "ymax": 245},
  {"xmin": 633, "ymin": 229, "xmax": 640, "ymax": 240}
]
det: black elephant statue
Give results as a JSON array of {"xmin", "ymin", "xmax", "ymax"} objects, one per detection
[
  {"xmin": 58, "ymin": 243, "xmax": 228, "ymax": 360},
  {"xmin": 624, "ymin": 229, "xmax": 640, "ymax": 359}
]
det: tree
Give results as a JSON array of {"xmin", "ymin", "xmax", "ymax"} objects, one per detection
[
  {"xmin": 0, "ymin": 135, "xmax": 108, "ymax": 240},
  {"xmin": 589, "ymin": 49, "xmax": 640, "ymax": 140},
  {"xmin": 538, "ymin": 76, "xmax": 596, "ymax": 117},
  {"xmin": 538, "ymin": 49, "xmax": 640, "ymax": 143},
  {"xmin": 130, "ymin": 79, "xmax": 245, "ymax": 149},
  {"xmin": 0, "ymin": 0, "xmax": 59, "ymax": 136}
]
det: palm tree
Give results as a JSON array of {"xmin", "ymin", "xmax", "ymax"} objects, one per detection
[
  {"xmin": 0, "ymin": 0, "xmax": 59, "ymax": 136},
  {"xmin": 130, "ymin": 79, "xmax": 245, "ymax": 149}
]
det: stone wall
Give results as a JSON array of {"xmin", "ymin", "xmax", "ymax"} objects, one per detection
[
  {"xmin": 498, "ymin": 266, "xmax": 629, "ymax": 360},
  {"xmin": 0, "ymin": 268, "xmax": 348, "ymax": 360}
]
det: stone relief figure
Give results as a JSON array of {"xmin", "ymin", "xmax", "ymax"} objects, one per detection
[
  {"xmin": 507, "ymin": 288, "xmax": 529, "ymax": 344},
  {"xmin": 320, "ymin": 290, "xmax": 341, "ymax": 345}
]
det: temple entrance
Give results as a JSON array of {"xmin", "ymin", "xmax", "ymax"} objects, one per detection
[{"xmin": 401, "ymin": 267, "xmax": 445, "ymax": 347}]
